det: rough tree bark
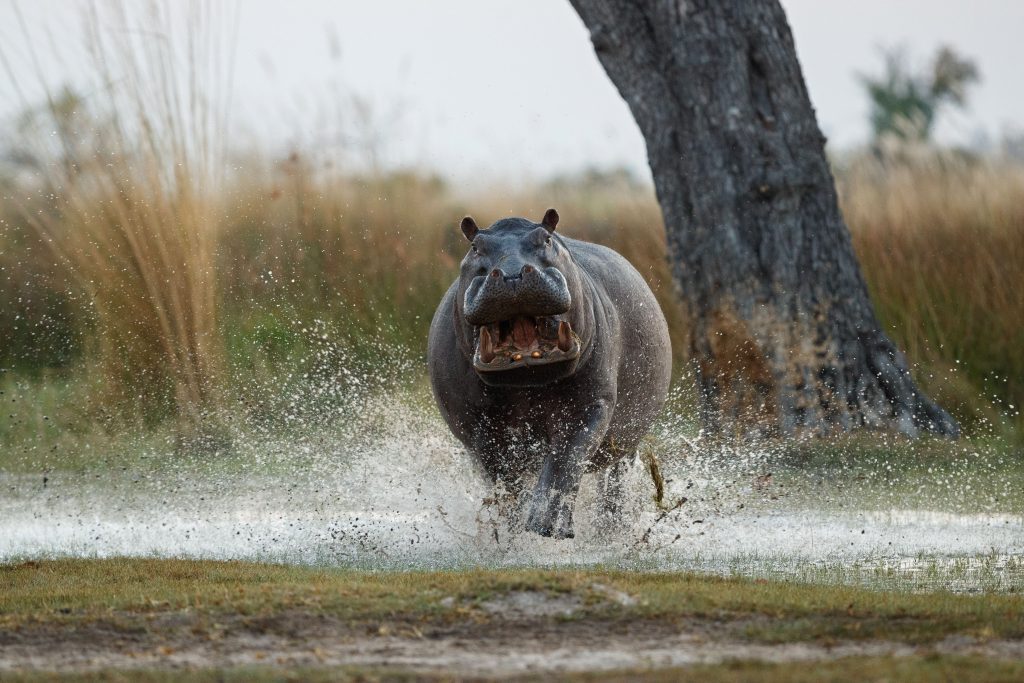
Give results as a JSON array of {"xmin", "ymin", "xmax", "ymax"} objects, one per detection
[{"xmin": 570, "ymin": 0, "xmax": 958, "ymax": 437}]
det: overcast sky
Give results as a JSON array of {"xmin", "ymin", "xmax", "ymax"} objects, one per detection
[{"xmin": 2, "ymin": 1, "xmax": 1023, "ymax": 183}]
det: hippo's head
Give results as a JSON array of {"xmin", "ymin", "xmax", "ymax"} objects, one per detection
[{"xmin": 456, "ymin": 209, "xmax": 585, "ymax": 385}]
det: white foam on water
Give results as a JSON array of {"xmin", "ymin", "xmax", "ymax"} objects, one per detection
[{"xmin": 2, "ymin": 391, "xmax": 1022, "ymax": 592}]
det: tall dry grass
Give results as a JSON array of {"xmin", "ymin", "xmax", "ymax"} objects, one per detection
[
  {"xmin": 1, "ymin": 4, "xmax": 1020, "ymax": 440},
  {"xmin": 203, "ymin": 165, "xmax": 682, "ymax": 427},
  {"xmin": 215, "ymin": 164, "xmax": 678, "ymax": 358},
  {"xmin": 4, "ymin": 2, "xmax": 233, "ymax": 429},
  {"xmin": 4, "ymin": 148, "xmax": 1022, "ymax": 436},
  {"xmin": 839, "ymin": 151, "xmax": 1024, "ymax": 427}
]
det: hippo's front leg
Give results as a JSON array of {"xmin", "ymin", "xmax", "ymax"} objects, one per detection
[{"xmin": 525, "ymin": 399, "xmax": 612, "ymax": 539}]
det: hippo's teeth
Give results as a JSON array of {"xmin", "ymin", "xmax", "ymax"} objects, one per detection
[
  {"xmin": 479, "ymin": 327, "xmax": 496, "ymax": 363},
  {"xmin": 531, "ymin": 350, "xmax": 542, "ymax": 358},
  {"xmin": 513, "ymin": 353, "xmax": 523, "ymax": 361},
  {"xmin": 557, "ymin": 320, "xmax": 573, "ymax": 352}
]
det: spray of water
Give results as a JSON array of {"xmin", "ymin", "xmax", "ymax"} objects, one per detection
[{"xmin": 2, "ymin": 333, "xmax": 1021, "ymax": 593}]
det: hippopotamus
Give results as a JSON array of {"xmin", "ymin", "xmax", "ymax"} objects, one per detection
[{"xmin": 427, "ymin": 209, "xmax": 672, "ymax": 539}]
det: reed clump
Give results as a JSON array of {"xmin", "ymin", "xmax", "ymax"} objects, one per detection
[
  {"xmin": 839, "ymin": 150, "xmax": 1024, "ymax": 429},
  {"xmin": 215, "ymin": 166, "xmax": 680, "ymax": 363},
  {"xmin": 4, "ymin": 2, "xmax": 232, "ymax": 432}
]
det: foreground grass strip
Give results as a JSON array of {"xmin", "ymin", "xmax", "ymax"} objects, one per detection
[{"xmin": 1, "ymin": 558, "xmax": 1022, "ymax": 646}]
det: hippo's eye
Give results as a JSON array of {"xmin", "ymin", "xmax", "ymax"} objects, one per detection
[
  {"xmin": 545, "ymin": 236, "xmax": 552, "ymax": 247},
  {"xmin": 471, "ymin": 243, "xmax": 478, "ymax": 253}
]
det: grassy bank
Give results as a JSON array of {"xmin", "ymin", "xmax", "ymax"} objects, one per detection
[
  {"xmin": 2, "ymin": 559, "xmax": 1023, "ymax": 680},
  {"xmin": 4, "ymin": 558, "xmax": 1023, "ymax": 643}
]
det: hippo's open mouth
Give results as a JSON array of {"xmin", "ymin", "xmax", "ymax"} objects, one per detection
[{"xmin": 473, "ymin": 315, "xmax": 581, "ymax": 372}]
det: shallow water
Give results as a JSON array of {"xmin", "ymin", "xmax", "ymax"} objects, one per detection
[{"xmin": 2, "ymin": 393, "xmax": 1021, "ymax": 593}]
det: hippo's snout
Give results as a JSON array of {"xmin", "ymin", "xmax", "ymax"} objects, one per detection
[{"xmin": 463, "ymin": 265, "xmax": 571, "ymax": 326}]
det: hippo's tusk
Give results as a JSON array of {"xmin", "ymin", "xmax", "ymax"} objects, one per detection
[
  {"xmin": 557, "ymin": 320, "xmax": 573, "ymax": 352},
  {"xmin": 479, "ymin": 327, "xmax": 496, "ymax": 363}
]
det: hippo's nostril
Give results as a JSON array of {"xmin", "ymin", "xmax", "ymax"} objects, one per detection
[
  {"xmin": 523, "ymin": 265, "xmax": 534, "ymax": 274},
  {"xmin": 490, "ymin": 269, "xmax": 501, "ymax": 279}
]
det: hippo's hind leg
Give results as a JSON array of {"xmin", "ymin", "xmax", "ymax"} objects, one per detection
[
  {"xmin": 599, "ymin": 455, "xmax": 632, "ymax": 519},
  {"xmin": 473, "ymin": 431, "xmax": 535, "ymax": 538},
  {"xmin": 595, "ymin": 439, "xmax": 662, "ymax": 538},
  {"xmin": 594, "ymin": 449, "xmax": 646, "ymax": 541}
]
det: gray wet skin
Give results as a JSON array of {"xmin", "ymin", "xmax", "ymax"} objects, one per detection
[{"xmin": 428, "ymin": 209, "xmax": 672, "ymax": 539}]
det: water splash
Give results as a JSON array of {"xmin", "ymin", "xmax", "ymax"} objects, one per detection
[
  {"xmin": 2, "ymin": 378, "xmax": 1021, "ymax": 593},
  {"xmin": 3, "ymin": 334, "xmax": 1022, "ymax": 591}
]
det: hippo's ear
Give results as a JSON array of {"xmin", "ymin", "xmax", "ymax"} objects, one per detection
[
  {"xmin": 460, "ymin": 216, "xmax": 479, "ymax": 241},
  {"xmin": 541, "ymin": 208, "xmax": 559, "ymax": 233}
]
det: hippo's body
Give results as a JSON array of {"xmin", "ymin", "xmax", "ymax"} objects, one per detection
[{"xmin": 428, "ymin": 210, "xmax": 671, "ymax": 538}]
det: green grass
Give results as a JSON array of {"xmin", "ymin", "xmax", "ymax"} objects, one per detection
[
  {"xmin": 3, "ymin": 559, "xmax": 1022, "ymax": 644},
  {"xmin": 4, "ymin": 559, "xmax": 1023, "ymax": 681},
  {"xmin": 764, "ymin": 433, "xmax": 1024, "ymax": 515}
]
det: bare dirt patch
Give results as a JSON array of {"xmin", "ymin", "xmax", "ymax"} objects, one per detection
[
  {"xmin": 478, "ymin": 590, "xmax": 582, "ymax": 618},
  {"xmin": 3, "ymin": 608, "xmax": 1024, "ymax": 678}
]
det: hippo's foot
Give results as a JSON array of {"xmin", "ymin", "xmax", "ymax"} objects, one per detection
[
  {"xmin": 525, "ymin": 490, "xmax": 575, "ymax": 539},
  {"xmin": 477, "ymin": 479, "xmax": 524, "ymax": 547}
]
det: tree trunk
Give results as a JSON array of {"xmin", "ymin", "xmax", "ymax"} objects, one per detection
[{"xmin": 570, "ymin": 0, "xmax": 958, "ymax": 438}]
